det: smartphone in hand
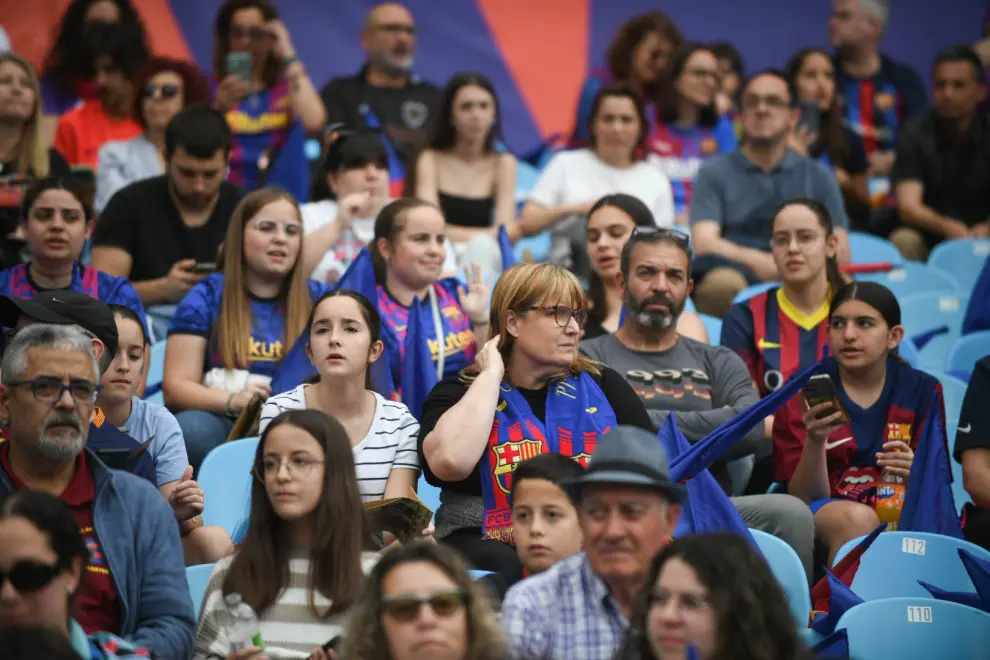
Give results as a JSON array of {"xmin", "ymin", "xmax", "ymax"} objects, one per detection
[
  {"xmin": 225, "ymin": 52, "xmax": 253, "ymax": 83},
  {"xmin": 193, "ymin": 262, "xmax": 217, "ymax": 275},
  {"xmin": 802, "ymin": 373, "xmax": 850, "ymax": 424}
]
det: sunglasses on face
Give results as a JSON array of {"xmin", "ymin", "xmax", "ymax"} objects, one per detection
[
  {"xmin": 0, "ymin": 560, "xmax": 62, "ymax": 594},
  {"xmin": 142, "ymin": 83, "xmax": 180, "ymax": 100},
  {"xmin": 381, "ymin": 589, "xmax": 468, "ymax": 622}
]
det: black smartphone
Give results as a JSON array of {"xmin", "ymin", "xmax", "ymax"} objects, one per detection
[
  {"xmin": 802, "ymin": 374, "xmax": 850, "ymax": 423},
  {"xmin": 193, "ymin": 262, "xmax": 217, "ymax": 274},
  {"xmin": 797, "ymin": 100, "xmax": 821, "ymax": 136}
]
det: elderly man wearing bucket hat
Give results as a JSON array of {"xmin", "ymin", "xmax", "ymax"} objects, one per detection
[{"xmin": 501, "ymin": 425, "xmax": 685, "ymax": 660}]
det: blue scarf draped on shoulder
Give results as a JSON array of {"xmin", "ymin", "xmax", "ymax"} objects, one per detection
[{"xmin": 480, "ymin": 371, "xmax": 615, "ymax": 543}]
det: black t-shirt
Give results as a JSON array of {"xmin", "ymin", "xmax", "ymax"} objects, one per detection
[
  {"xmin": 954, "ymin": 356, "xmax": 990, "ymax": 462},
  {"xmin": 479, "ymin": 565, "xmax": 526, "ymax": 607},
  {"xmin": 416, "ymin": 367, "xmax": 655, "ymax": 497},
  {"xmin": 319, "ymin": 66, "xmax": 442, "ymax": 165},
  {"xmin": 91, "ymin": 175, "xmax": 245, "ymax": 283}
]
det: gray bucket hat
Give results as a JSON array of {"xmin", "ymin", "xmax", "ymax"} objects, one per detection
[{"xmin": 561, "ymin": 425, "xmax": 686, "ymax": 504}]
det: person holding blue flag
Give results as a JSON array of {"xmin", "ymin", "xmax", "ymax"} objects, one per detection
[
  {"xmin": 419, "ymin": 263, "xmax": 653, "ymax": 571},
  {"xmin": 615, "ymin": 533, "xmax": 812, "ymax": 660},
  {"xmin": 777, "ymin": 281, "xmax": 954, "ymax": 563}
]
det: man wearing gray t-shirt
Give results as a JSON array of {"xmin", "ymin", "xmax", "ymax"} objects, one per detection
[{"xmin": 580, "ymin": 227, "xmax": 815, "ymax": 579}]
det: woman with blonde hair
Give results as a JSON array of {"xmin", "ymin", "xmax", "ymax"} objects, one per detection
[
  {"xmin": 163, "ymin": 186, "xmax": 328, "ymax": 472},
  {"xmin": 0, "ymin": 53, "xmax": 71, "ymax": 256},
  {"xmin": 340, "ymin": 540, "xmax": 508, "ymax": 660},
  {"xmin": 418, "ymin": 262, "xmax": 654, "ymax": 570}
]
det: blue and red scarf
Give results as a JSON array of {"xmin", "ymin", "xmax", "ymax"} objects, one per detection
[{"xmin": 480, "ymin": 372, "xmax": 615, "ymax": 543}]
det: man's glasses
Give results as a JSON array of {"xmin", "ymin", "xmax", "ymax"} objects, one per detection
[
  {"xmin": 253, "ymin": 456, "xmax": 324, "ymax": 482},
  {"xmin": 525, "ymin": 305, "xmax": 588, "ymax": 329},
  {"xmin": 374, "ymin": 23, "xmax": 416, "ymax": 37},
  {"xmin": 5, "ymin": 377, "xmax": 100, "ymax": 404},
  {"xmin": 0, "ymin": 560, "xmax": 62, "ymax": 594},
  {"xmin": 381, "ymin": 589, "xmax": 467, "ymax": 622},
  {"xmin": 229, "ymin": 25, "xmax": 271, "ymax": 42},
  {"xmin": 741, "ymin": 94, "xmax": 790, "ymax": 111},
  {"xmin": 143, "ymin": 83, "xmax": 180, "ymax": 100}
]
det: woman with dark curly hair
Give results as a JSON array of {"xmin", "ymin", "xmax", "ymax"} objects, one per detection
[
  {"xmin": 570, "ymin": 11, "xmax": 683, "ymax": 146},
  {"xmin": 614, "ymin": 533, "xmax": 812, "ymax": 660},
  {"xmin": 340, "ymin": 540, "xmax": 508, "ymax": 660}
]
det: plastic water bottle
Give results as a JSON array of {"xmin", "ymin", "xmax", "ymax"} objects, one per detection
[
  {"xmin": 219, "ymin": 593, "xmax": 264, "ymax": 651},
  {"xmin": 874, "ymin": 469, "xmax": 905, "ymax": 531}
]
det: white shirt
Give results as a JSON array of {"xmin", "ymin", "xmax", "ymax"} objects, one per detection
[
  {"xmin": 528, "ymin": 148, "xmax": 675, "ymax": 261},
  {"xmin": 258, "ymin": 387, "xmax": 420, "ymax": 501},
  {"xmin": 301, "ymin": 199, "xmax": 458, "ymax": 283}
]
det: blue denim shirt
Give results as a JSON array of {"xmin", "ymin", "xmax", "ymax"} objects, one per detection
[{"xmin": 0, "ymin": 449, "xmax": 195, "ymax": 659}]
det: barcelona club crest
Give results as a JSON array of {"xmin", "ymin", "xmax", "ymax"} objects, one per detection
[{"xmin": 493, "ymin": 439, "xmax": 543, "ymax": 493}]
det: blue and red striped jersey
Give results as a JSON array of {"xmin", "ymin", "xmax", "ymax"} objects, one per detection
[
  {"xmin": 834, "ymin": 55, "xmax": 927, "ymax": 156},
  {"xmin": 648, "ymin": 116, "xmax": 737, "ymax": 214},
  {"xmin": 721, "ymin": 287, "xmax": 830, "ymax": 396}
]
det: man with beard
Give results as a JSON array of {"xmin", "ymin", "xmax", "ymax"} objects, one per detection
[
  {"xmin": 580, "ymin": 229, "xmax": 815, "ymax": 579},
  {"xmin": 0, "ymin": 323, "xmax": 195, "ymax": 658},
  {"xmin": 319, "ymin": 3, "xmax": 442, "ymax": 168},
  {"xmin": 53, "ymin": 22, "xmax": 147, "ymax": 171},
  {"xmin": 91, "ymin": 105, "xmax": 244, "ymax": 337}
]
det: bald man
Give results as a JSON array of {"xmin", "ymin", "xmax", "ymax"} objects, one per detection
[{"xmin": 319, "ymin": 2, "xmax": 441, "ymax": 165}]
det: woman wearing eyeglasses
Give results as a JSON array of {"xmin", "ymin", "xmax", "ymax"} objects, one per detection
[
  {"xmin": 419, "ymin": 263, "xmax": 654, "ymax": 571},
  {"xmin": 211, "ymin": 0, "xmax": 326, "ymax": 191},
  {"xmin": 94, "ymin": 57, "xmax": 210, "ymax": 213},
  {"xmin": 193, "ymin": 409, "xmax": 378, "ymax": 659},
  {"xmin": 0, "ymin": 490, "xmax": 156, "ymax": 659},
  {"xmin": 341, "ymin": 541, "xmax": 508, "ymax": 660},
  {"xmin": 583, "ymin": 193, "xmax": 708, "ymax": 342}
]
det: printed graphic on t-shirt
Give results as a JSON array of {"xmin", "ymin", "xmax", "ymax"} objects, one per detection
[
  {"xmin": 623, "ymin": 368, "xmax": 713, "ymax": 402},
  {"xmin": 80, "ymin": 525, "xmax": 110, "ymax": 576}
]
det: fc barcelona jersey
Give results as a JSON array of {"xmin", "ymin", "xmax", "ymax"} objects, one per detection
[
  {"xmin": 648, "ymin": 116, "xmax": 737, "ymax": 213},
  {"xmin": 721, "ymin": 287, "xmax": 830, "ymax": 395}
]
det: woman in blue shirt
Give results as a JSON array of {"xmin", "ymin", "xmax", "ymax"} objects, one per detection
[{"xmin": 163, "ymin": 186, "xmax": 326, "ymax": 471}]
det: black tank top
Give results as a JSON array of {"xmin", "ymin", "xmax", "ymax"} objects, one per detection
[{"xmin": 438, "ymin": 192, "xmax": 495, "ymax": 229}]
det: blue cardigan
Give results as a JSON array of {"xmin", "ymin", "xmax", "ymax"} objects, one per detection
[{"xmin": 0, "ymin": 450, "xmax": 195, "ymax": 659}]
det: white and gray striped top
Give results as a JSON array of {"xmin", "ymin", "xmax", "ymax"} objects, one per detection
[
  {"xmin": 259, "ymin": 387, "xmax": 420, "ymax": 502},
  {"xmin": 191, "ymin": 552, "xmax": 379, "ymax": 659}
]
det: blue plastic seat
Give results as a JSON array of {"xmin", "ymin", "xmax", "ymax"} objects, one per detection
[
  {"xmin": 143, "ymin": 340, "xmax": 167, "ymax": 399},
  {"xmin": 417, "ymin": 475, "xmax": 441, "ymax": 519},
  {"xmin": 928, "ymin": 238, "xmax": 990, "ymax": 293},
  {"xmin": 699, "ymin": 313, "xmax": 722, "ymax": 345},
  {"xmin": 469, "ymin": 570, "xmax": 493, "ymax": 580},
  {"xmin": 832, "ymin": 531, "xmax": 990, "ymax": 601},
  {"xmin": 750, "ymin": 528, "xmax": 811, "ymax": 625},
  {"xmin": 848, "ymin": 231, "xmax": 904, "ymax": 266},
  {"xmin": 836, "ymin": 597, "xmax": 990, "ymax": 660},
  {"xmin": 898, "ymin": 291, "xmax": 968, "ymax": 370},
  {"xmin": 199, "ymin": 437, "xmax": 260, "ymax": 536},
  {"xmin": 732, "ymin": 281, "xmax": 779, "ymax": 305},
  {"xmin": 926, "ymin": 371, "xmax": 968, "ymax": 422},
  {"xmin": 855, "ymin": 262, "xmax": 959, "ymax": 298},
  {"xmin": 186, "ymin": 563, "xmax": 216, "ymax": 619},
  {"xmin": 945, "ymin": 331, "xmax": 990, "ymax": 382}
]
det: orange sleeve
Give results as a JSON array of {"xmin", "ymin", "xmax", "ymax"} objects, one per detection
[{"xmin": 53, "ymin": 116, "xmax": 78, "ymax": 166}]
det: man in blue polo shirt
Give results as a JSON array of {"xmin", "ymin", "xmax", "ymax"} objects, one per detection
[{"xmin": 690, "ymin": 70, "xmax": 850, "ymax": 317}]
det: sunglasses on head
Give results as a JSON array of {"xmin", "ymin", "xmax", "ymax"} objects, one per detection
[
  {"xmin": 630, "ymin": 226, "xmax": 691, "ymax": 247},
  {"xmin": 381, "ymin": 588, "xmax": 468, "ymax": 622},
  {"xmin": 0, "ymin": 560, "xmax": 62, "ymax": 594},
  {"xmin": 142, "ymin": 83, "xmax": 180, "ymax": 100}
]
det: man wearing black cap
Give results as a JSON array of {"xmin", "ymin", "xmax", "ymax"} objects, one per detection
[{"xmin": 501, "ymin": 425, "xmax": 685, "ymax": 660}]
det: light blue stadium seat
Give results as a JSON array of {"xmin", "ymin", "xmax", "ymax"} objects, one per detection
[
  {"xmin": 417, "ymin": 475, "xmax": 441, "ymax": 519},
  {"xmin": 899, "ymin": 291, "xmax": 968, "ymax": 370},
  {"xmin": 199, "ymin": 437, "xmax": 259, "ymax": 536},
  {"xmin": 750, "ymin": 528, "xmax": 811, "ymax": 626},
  {"xmin": 699, "ymin": 313, "xmax": 722, "ymax": 344},
  {"xmin": 732, "ymin": 281, "xmax": 779, "ymax": 304},
  {"xmin": 143, "ymin": 340, "xmax": 167, "ymax": 399},
  {"xmin": 835, "ymin": 597, "xmax": 990, "ymax": 660},
  {"xmin": 855, "ymin": 261, "xmax": 959, "ymax": 298},
  {"xmin": 186, "ymin": 563, "xmax": 216, "ymax": 619},
  {"xmin": 832, "ymin": 531, "xmax": 990, "ymax": 601},
  {"xmin": 925, "ymin": 371, "xmax": 968, "ymax": 422},
  {"xmin": 945, "ymin": 331, "xmax": 990, "ymax": 382},
  {"xmin": 469, "ymin": 570, "xmax": 493, "ymax": 580},
  {"xmin": 947, "ymin": 418, "xmax": 972, "ymax": 515},
  {"xmin": 848, "ymin": 231, "xmax": 904, "ymax": 266},
  {"xmin": 928, "ymin": 238, "xmax": 990, "ymax": 293}
]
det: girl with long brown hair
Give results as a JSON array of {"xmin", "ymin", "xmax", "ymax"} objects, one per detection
[
  {"xmin": 163, "ymin": 187, "xmax": 328, "ymax": 473},
  {"xmin": 192, "ymin": 409, "xmax": 377, "ymax": 658}
]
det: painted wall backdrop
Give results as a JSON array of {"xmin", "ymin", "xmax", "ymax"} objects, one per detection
[{"xmin": 4, "ymin": 0, "xmax": 985, "ymax": 153}]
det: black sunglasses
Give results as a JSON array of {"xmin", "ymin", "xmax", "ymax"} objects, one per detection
[
  {"xmin": 143, "ymin": 83, "xmax": 180, "ymax": 100},
  {"xmin": 630, "ymin": 226, "xmax": 691, "ymax": 247},
  {"xmin": 381, "ymin": 589, "xmax": 468, "ymax": 622},
  {"xmin": 0, "ymin": 560, "xmax": 62, "ymax": 594}
]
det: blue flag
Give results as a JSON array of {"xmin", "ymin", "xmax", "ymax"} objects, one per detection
[
  {"xmin": 657, "ymin": 416, "xmax": 753, "ymax": 541},
  {"xmin": 498, "ymin": 225, "xmax": 518, "ymax": 271},
  {"xmin": 899, "ymin": 391, "xmax": 964, "ymax": 538},
  {"xmin": 811, "ymin": 629, "xmax": 850, "ymax": 658},
  {"xmin": 400, "ymin": 296, "xmax": 437, "ymax": 420},
  {"xmin": 962, "ymin": 255, "xmax": 990, "ymax": 335},
  {"xmin": 270, "ymin": 330, "xmax": 316, "ymax": 396},
  {"xmin": 811, "ymin": 570, "xmax": 864, "ymax": 636},
  {"xmin": 920, "ymin": 548, "xmax": 990, "ymax": 614}
]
